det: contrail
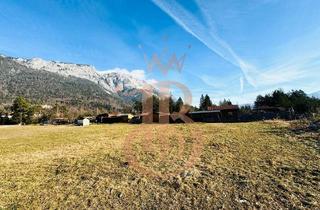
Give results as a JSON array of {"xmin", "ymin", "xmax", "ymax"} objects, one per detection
[{"xmin": 152, "ymin": 0, "xmax": 258, "ymax": 87}]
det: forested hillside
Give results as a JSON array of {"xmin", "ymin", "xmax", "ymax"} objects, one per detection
[{"xmin": 0, "ymin": 56, "xmax": 124, "ymax": 109}]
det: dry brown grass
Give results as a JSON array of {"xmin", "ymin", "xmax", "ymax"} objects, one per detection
[{"xmin": 0, "ymin": 121, "xmax": 319, "ymax": 209}]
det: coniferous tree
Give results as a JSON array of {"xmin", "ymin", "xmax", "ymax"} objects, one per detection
[
  {"xmin": 219, "ymin": 99, "xmax": 232, "ymax": 106},
  {"xmin": 153, "ymin": 95, "xmax": 159, "ymax": 113},
  {"xmin": 203, "ymin": 94, "xmax": 213, "ymax": 110},
  {"xmin": 199, "ymin": 94, "xmax": 205, "ymax": 110},
  {"xmin": 254, "ymin": 89, "xmax": 320, "ymax": 114},
  {"xmin": 174, "ymin": 97, "xmax": 184, "ymax": 112},
  {"xmin": 133, "ymin": 100, "xmax": 142, "ymax": 114},
  {"xmin": 199, "ymin": 94, "xmax": 213, "ymax": 110},
  {"xmin": 11, "ymin": 96, "xmax": 34, "ymax": 124},
  {"xmin": 169, "ymin": 96, "xmax": 175, "ymax": 113}
]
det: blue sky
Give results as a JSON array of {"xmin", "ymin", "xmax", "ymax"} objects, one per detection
[{"xmin": 1, "ymin": 0, "xmax": 320, "ymax": 105}]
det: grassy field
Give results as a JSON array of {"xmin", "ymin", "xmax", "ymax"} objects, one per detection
[{"xmin": 0, "ymin": 121, "xmax": 319, "ymax": 209}]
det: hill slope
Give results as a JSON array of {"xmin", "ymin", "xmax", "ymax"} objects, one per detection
[
  {"xmin": 12, "ymin": 56, "xmax": 154, "ymax": 102},
  {"xmin": 0, "ymin": 56, "xmax": 124, "ymax": 108}
]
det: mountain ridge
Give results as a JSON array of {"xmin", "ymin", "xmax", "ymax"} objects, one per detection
[
  {"xmin": 0, "ymin": 55, "xmax": 155, "ymax": 108},
  {"xmin": 11, "ymin": 56, "xmax": 154, "ymax": 97}
]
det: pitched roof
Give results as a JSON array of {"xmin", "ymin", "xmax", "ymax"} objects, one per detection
[
  {"xmin": 188, "ymin": 110, "xmax": 221, "ymax": 114},
  {"xmin": 208, "ymin": 105, "xmax": 239, "ymax": 111}
]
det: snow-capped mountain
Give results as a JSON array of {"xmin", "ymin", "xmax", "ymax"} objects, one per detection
[
  {"xmin": 0, "ymin": 55, "xmax": 124, "ymax": 108},
  {"xmin": 12, "ymin": 56, "xmax": 154, "ymax": 100}
]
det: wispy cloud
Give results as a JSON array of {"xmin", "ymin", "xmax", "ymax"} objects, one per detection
[
  {"xmin": 256, "ymin": 53, "xmax": 320, "ymax": 86},
  {"xmin": 152, "ymin": 0, "xmax": 320, "ymax": 97},
  {"xmin": 152, "ymin": 0, "xmax": 259, "ymax": 87},
  {"xmin": 199, "ymin": 75, "xmax": 228, "ymax": 89}
]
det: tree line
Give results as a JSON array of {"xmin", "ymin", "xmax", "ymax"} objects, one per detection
[
  {"xmin": 198, "ymin": 94, "xmax": 232, "ymax": 111},
  {"xmin": 1, "ymin": 89, "xmax": 319, "ymax": 125},
  {"xmin": 132, "ymin": 94, "xmax": 234, "ymax": 114},
  {"xmin": 255, "ymin": 89, "xmax": 320, "ymax": 114},
  {"xmin": 133, "ymin": 89, "xmax": 320, "ymax": 115},
  {"xmin": 133, "ymin": 96, "xmax": 186, "ymax": 114},
  {"xmin": 0, "ymin": 96, "xmax": 110, "ymax": 125}
]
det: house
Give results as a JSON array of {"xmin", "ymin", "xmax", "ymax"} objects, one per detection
[
  {"xmin": 129, "ymin": 116, "xmax": 142, "ymax": 124},
  {"xmin": 51, "ymin": 118, "xmax": 69, "ymax": 125},
  {"xmin": 187, "ymin": 110, "xmax": 222, "ymax": 123},
  {"xmin": 117, "ymin": 114, "xmax": 134, "ymax": 123},
  {"xmin": 139, "ymin": 112, "xmax": 159, "ymax": 123},
  {"xmin": 0, "ymin": 113, "xmax": 12, "ymax": 119},
  {"xmin": 96, "ymin": 113, "xmax": 134, "ymax": 124},
  {"xmin": 187, "ymin": 105, "xmax": 240, "ymax": 123},
  {"xmin": 84, "ymin": 116, "xmax": 96, "ymax": 123},
  {"xmin": 207, "ymin": 105, "xmax": 240, "ymax": 122},
  {"xmin": 253, "ymin": 106, "xmax": 291, "ymax": 120},
  {"xmin": 77, "ymin": 118, "xmax": 90, "ymax": 126},
  {"xmin": 0, "ymin": 113, "xmax": 14, "ymax": 125},
  {"xmin": 238, "ymin": 106, "xmax": 293, "ymax": 122},
  {"xmin": 141, "ymin": 112, "xmax": 194, "ymax": 124},
  {"xmin": 96, "ymin": 113, "xmax": 109, "ymax": 123}
]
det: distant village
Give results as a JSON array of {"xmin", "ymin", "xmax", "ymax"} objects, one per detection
[{"xmin": 1, "ymin": 89, "xmax": 319, "ymax": 126}]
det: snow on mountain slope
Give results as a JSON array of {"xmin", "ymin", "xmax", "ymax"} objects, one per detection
[{"xmin": 12, "ymin": 57, "xmax": 154, "ymax": 99}]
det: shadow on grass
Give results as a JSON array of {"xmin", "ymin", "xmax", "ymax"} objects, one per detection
[
  {"xmin": 258, "ymin": 123, "xmax": 320, "ymax": 208},
  {"xmin": 261, "ymin": 123, "xmax": 320, "ymax": 154}
]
